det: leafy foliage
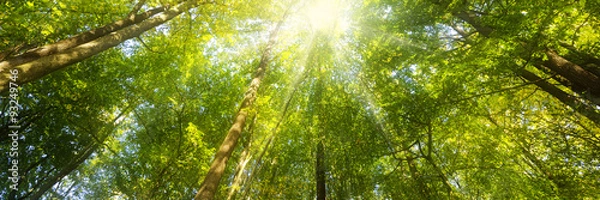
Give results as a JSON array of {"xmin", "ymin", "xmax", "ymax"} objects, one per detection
[{"xmin": 1, "ymin": 0, "xmax": 599, "ymax": 199}]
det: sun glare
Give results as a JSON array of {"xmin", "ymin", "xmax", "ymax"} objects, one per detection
[{"xmin": 305, "ymin": 0, "xmax": 349, "ymax": 32}]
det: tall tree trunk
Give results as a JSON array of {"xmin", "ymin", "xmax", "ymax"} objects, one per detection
[
  {"xmin": 194, "ymin": 10, "xmax": 288, "ymax": 199},
  {"xmin": 316, "ymin": 139, "xmax": 326, "ymax": 200},
  {"xmin": 226, "ymin": 146, "xmax": 252, "ymax": 200},
  {"xmin": 226, "ymin": 115, "xmax": 255, "ymax": 200},
  {"xmin": 0, "ymin": 1, "xmax": 203, "ymax": 92},
  {"xmin": 312, "ymin": 64, "xmax": 326, "ymax": 200},
  {"xmin": 0, "ymin": 5, "xmax": 165, "ymax": 71}
]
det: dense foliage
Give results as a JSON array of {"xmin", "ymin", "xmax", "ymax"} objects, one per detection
[{"xmin": 1, "ymin": 0, "xmax": 599, "ymax": 199}]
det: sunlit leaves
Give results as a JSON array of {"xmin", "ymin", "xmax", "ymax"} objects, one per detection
[{"xmin": 2, "ymin": 0, "xmax": 599, "ymax": 199}]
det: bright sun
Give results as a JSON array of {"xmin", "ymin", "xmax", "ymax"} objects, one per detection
[{"xmin": 305, "ymin": 0, "xmax": 349, "ymax": 32}]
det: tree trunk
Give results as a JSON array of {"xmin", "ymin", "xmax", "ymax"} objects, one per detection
[
  {"xmin": 558, "ymin": 41, "xmax": 600, "ymax": 77},
  {"xmin": 421, "ymin": 128, "xmax": 454, "ymax": 197},
  {"xmin": 226, "ymin": 148, "xmax": 252, "ymax": 200},
  {"xmin": 543, "ymin": 48, "xmax": 600, "ymax": 96},
  {"xmin": 312, "ymin": 64, "xmax": 326, "ymax": 200},
  {"xmin": 238, "ymin": 79, "xmax": 301, "ymax": 199},
  {"xmin": 0, "ymin": 6, "xmax": 165, "ymax": 71},
  {"xmin": 449, "ymin": 8, "xmax": 600, "ymax": 124},
  {"xmin": 0, "ymin": 1, "xmax": 201, "ymax": 92},
  {"xmin": 14, "ymin": 106, "xmax": 131, "ymax": 199},
  {"xmin": 453, "ymin": 11, "xmax": 493, "ymax": 37},
  {"xmin": 226, "ymin": 116, "xmax": 255, "ymax": 200},
  {"xmin": 316, "ymin": 140, "xmax": 326, "ymax": 200},
  {"xmin": 194, "ymin": 12, "xmax": 287, "ymax": 200},
  {"xmin": 24, "ymin": 143, "xmax": 99, "ymax": 200},
  {"xmin": 518, "ymin": 69, "xmax": 600, "ymax": 124}
]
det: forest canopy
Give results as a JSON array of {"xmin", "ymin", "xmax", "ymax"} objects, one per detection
[{"xmin": 1, "ymin": 0, "xmax": 599, "ymax": 199}]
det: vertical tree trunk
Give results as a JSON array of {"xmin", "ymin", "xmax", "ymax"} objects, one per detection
[
  {"xmin": 226, "ymin": 148, "xmax": 252, "ymax": 200},
  {"xmin": 238, "ymin": 79, "xmax": 301, "ymax": 199},
  {"xmin": 316, "ymin": 140, "xmax": 326, "ymax": 200},
  {"xmin": 194, "ymin": 11, "xmax": 288, "ymax": 199},
  {"xmin": 312, "ymin": 64, "xmax": 326, "ymax": 200},
  {"xmin": 0, "ymin": 1, "xmax": 201, "ymax": 92}
]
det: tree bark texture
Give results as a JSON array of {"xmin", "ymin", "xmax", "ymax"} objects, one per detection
[
  {"xmin": 0, "ymin": 1, "xmax": 200, "ymax": 92},
  {"xmin": 542, "ymin": 49, "xmax": 600, "ymax": 96},
  {"xmin": 194, "ymin": 12, "xmax": 287, "ymax": 200},
  {"xmin": 226, "ymin": 116, "xmax": 255, "ymax": 200},
  {"xmin": 0, "ymin": 6, "xmax": 165, "ymax": 71}
]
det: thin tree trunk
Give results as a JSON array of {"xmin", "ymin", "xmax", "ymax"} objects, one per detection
[
  {"xmin": 316, "ymin": 140, "xmax": 326, "ymax": 200},
  {"xmin": 25, "ymin": 143, "xmax": 99, "ymax": 200},
  {"xmin": 16, "ymin": 106, "xmax": 132, "ymax": 199},
  {"xmin": 239, "ymin": 132, "xmax": 274, "ymax": 199},
  {"xmin": 0, "ymin": 1, "xmax": 202, "ymax": 92},
  {"xmin": 311, "ymin": 64, "xmax": 326, "ymax": 200},
  {"xmin": 128, "ymin": 0, "xmax": 148, "ymax": 16},
  {"xmin": 194, "ymin": 10, "xmax": 288, "ymax": 200},
  {"xmin": 421, "ymin": 127, "xmax": 455, "ymax": 197},
  {"xmin": 226, "ymin": 148, "xmax": 252, "ymax": 200},
  {"xmin": 239, "ymin": 67, "xmax": 305, "ymax": 199}
]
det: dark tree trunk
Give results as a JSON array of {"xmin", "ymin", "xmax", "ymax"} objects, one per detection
[
  {"xmin": 543, "ymin": 49, "xmax": 600, "ymax": 96},
  {"xmin": 447, "ymin": 6, "xmax": 600, "ymax": 124},
  {"xmin": 518, "ymin": 69, "xmax": 600, "ymax": 124},
  {"xmin": 316, "ymin": 140, "xmax": 326, "ymax": 200},
  {"xmin": 453, "ymin": 11, "xmax": 493, "ymax": 37}
]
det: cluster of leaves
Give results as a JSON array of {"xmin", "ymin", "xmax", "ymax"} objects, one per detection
[{"xmin": 1, "ymin": 0, "xmax": 599, "ymax": 199}]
